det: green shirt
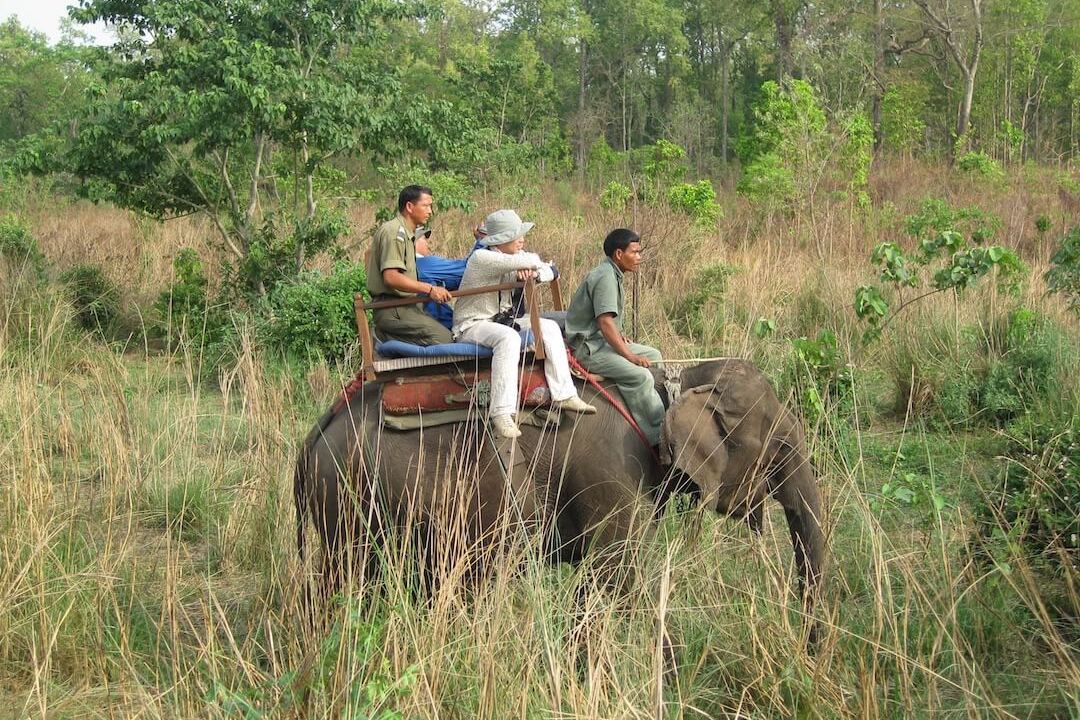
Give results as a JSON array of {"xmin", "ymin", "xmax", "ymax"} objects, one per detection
[
  {"xmin": 565, "ymin": 257, "xmax": 624, "ymax": 353},
  {"xmin": 365, "ymin": 214, "xmax": 417, "ymax": 297}
]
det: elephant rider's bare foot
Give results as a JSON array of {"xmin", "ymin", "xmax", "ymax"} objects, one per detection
[
  {"xmin": 555, "ymin": 396, "xmax": 597, "ymax": 414},
  {"xmin": 492, "ymin": 414, "xmax": 522, "ymax": 439}
]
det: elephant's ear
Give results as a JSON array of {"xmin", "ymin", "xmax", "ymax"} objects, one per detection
[
  {"xmin": 661, "ymin": 384, "xmax": 730, "ymax": 505},
  {"xmin": 689, "ymin": 382, "xmax": 755, "ymax": 440}
]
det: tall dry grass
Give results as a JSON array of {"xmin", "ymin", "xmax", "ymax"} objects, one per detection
[{"xmin": 1, "ymin": 158, "xmax": 1077, "ymax": 718}]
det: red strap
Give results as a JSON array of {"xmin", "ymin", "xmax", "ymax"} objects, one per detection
[{"xmin": 566, "ymin": 350, "xmax": 660, "ymax": 464}]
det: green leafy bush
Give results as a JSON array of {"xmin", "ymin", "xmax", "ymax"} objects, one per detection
[
  {"xmin": 979, "ymin": 308, "xmax": 1057, "ymax": 423},
  {"xmin": 737, "ymin": 79, "xmax": 827, "ymax": 212},
  {"xmin": 1045, "ymin": 225, "xmax": 1079, "ymax": 313},
  {"xmin": 666, "ymin": 262, "xmax": 734, "ymax": 343},
  {"xmin": 880, "ymin": 81, "xmax": 927, "ymax": 155},
  {"xmin": 667, "ymin": 180, "xmax": 722, "ymax": 228},
  {"xmin": 957, "ymin": 151, "xmax": 1005, "ymax": 182},
  {"xmin": 840, "ymin": 112, "xmax": 875, "ymax": 207},
  {"xmin": 58, "ymin": 264, "xmax": 122, "ymax": 339},
  {"xmin": 233, "ymin": 209, "xmax": 351, "ymax": 299},
  {"xmin": 600, "ymin": 181, "xmax": 632, "ymax": 211},
  {"xmin": 258, "ymin": 262, "xmax": 367, "ymax": 366},
  {"xmin": 0, "ymin": 213, "xmax": 44, "ymax": 274},
  {"xmin": 155, "ymin": 249, "xmax": 230, "ymax": 348},
  {"xmin": 976, "ymin": 411, "xmax": 1078, "ymax": 572},
  {"xmin": 785, "ymin": 329, "xmax": 853, "ymax": 422}
]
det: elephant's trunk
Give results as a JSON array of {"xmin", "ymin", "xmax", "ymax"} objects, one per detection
[{"xmin": 772, "ymin": 451, "xmax": 825, "ymax": 645}]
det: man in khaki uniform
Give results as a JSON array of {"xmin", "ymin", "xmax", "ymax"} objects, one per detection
[
  {"xmin": 365, "ymin": 185, "xmax": 454, "ymax": 345},
  {"xmin": 565, "ymin": 228, "xmax": 665, "ymax": 445}
]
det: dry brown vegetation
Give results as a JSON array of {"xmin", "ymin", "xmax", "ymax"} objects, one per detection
[{"xmin": 1, "ymin": 158, "xmax": 1077, "ymax": 718}]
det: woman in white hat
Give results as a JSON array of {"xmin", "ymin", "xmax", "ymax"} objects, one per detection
[{"xmin": 453, "ymin": 209, "xmax": 595, "ymax": 438}]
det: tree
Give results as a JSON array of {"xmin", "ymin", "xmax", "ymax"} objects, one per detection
[
  {"xmin": 912, "ymin": 0, "xmax": 984, "ymax": 151},
  {"xmin": 65, "ymin": 0, "xmax": 450, "ymax": 294},
  {"xmin": 0, "ymin": 18, "xmax": 93, "ymax": 144}
]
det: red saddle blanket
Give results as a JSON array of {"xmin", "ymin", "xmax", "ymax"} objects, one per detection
[{"xmin": 381, "ymin": 368, "xmax": 551, "ymax": 416}]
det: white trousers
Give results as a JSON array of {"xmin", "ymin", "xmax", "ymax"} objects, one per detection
[{"xmin": 459, "ymin": 317, "xmax": 579, "ymax": 418}]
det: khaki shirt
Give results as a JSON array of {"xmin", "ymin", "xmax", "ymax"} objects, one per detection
[
  {"xmin": 365, "ymin": 214, "xmax": 417, "ymax": 297},
  {"xmin": 565, "ymin": 258, "xmax": 624, "ymax": 354}
]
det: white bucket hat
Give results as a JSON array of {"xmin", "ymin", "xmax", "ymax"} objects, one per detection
[{"xmin": 478, "ymin": 209, "xmax": 534, "ymax": 247}]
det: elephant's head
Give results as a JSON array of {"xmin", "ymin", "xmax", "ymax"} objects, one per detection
[
  {"xmin": 659, "ymin": 359, "xmax": 778, "ymax": 517},
  {"xmin": 659, "ymin": 359, "xmax": 826, "ymax": 621}
]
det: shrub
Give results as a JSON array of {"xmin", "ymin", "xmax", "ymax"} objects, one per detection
[
  {"xmin": 667, "ymin": 180, "xmax": 722, "ymax": 228},
  {"xmin": 1045, "ymin": 225, "xmax": 1079, "ymax": 313},
  {"xmin": 839, "ymin": 112, "xmax": 874, "ymax": 207},
  {"xmin": 600, "ymin": 181, "xmax": 632, "ymax": 211},
  {"xmin": 957, "ymin": 151, "xmax": 1005, "ymax": 182},
  {"xmin": 155, "ymin": 249, "xmax": 230, "ymax": 349},
  {"xmin": 737, "ymin": 79, "xmax": 828, "ymax": 212},
  {"xmin": 0, "ymin": 213, "xmax": 44, "ymax": 274},
  {"xmin": 258, "ymin": 262, "xmax": 367, "ymax": 366},
  {"xmin": 975, "ymin": 411, "xmax": 1078, "ymax": 572},
  {"xmin": 978, "ymin": 308, "xmax": 1057, "ymax": 423},
  {"xmin": 784, "ymin": 329, "xmax": 853, "ymax": 422},
  {"xmin": 665, "ymin": 262, "xmax": 734, "ymax": 344},
  {"xmin": 58, "ymin": 264, "xmax": 122, "ymax": 339}
]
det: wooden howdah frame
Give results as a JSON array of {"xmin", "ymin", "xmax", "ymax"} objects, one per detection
[{"xmin": 354, "ymin": 277, "xmax": 564, "ymax": 382}]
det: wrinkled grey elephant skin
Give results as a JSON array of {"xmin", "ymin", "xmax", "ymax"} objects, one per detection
[{"xmin": 294, "ymin": 358, "xmax": 825, "ymax": 635}]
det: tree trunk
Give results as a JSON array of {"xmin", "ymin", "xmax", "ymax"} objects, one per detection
[
  {"xmin": 721, "ymin": 43, "xmax": 731, "ymax": 164},
  {"xmin": 773, "ymin": 0, "xmax": 795, "ymax": 80},
  {"xmin": 576, "ymin": 39, "xmax": 588, "ymax": 177},
  {"xmin": 871, "ymin": 0, "xmax": 885, "ymax": 151}
]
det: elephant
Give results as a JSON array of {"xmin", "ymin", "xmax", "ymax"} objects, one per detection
[{"xmin": 293, "ymin": 357, "xmax": 825, "ymax": 639}]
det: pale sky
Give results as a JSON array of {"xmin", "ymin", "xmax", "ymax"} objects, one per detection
[{"xmin": 1, "ymin": 0, "xmax": 112, "ymax": 44}]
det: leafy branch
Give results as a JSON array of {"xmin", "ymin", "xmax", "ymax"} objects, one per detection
[{"xmin": 855, "ymin": 198, "xmax": 1025, "ymax": 342}]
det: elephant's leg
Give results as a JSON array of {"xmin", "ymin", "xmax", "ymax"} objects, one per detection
[{"xmin": 768, "ymin": 439, "xmax": 825, "ymax": 648}]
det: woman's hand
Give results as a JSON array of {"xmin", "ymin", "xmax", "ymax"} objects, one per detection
[{"xmin": 516, "ymin": 269, "xmax": 536, "ymax": 281}]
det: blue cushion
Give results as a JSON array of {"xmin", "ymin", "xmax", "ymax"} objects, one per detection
[{"xmin": 375, "ymin": 329, "xmax": 535, "ymax": 359}]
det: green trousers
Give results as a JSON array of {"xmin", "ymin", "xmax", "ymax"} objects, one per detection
[
  {"xmin": 373, "ymin": 304, "xmax": 453, "ymax": 346},
  {"xmin": 573, "ymin": 342, "xmax": 665, "ymax": 445}
]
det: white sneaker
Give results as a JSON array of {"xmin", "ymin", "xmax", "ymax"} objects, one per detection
[
  {"xmin": 491, "ymin": 414, "xmax": 522, "ymax": 439},
  {"xmin": 555, "ymin": 396, "xmax": 597, "ymax": 414}
]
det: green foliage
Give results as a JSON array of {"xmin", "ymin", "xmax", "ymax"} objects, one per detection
[
  {"xmin": 666, "ymin": 262, "xmax": 734, "ymax": 344},
  {"xmin": 233, "ymin": 209, "xmax": 351, "ymax": 298},
  {"xmin": 642, "ymin": 140, "xmax": 687, "ymax": 185},
  {"xmin": 975, "ymin": 411, "xmax": 1078, "ymax": 571},
  {"xmin": 840, "ymin": 112, "xmax": 874, "ymax": 207},
  {"xmin": 980, "ymin": 308, "xmax": 1057, "ymax": 422},
  {"xmin": 63, "ymin": 0, "xmax": 444, "ymax": 295},
  {"xmin": 375, "ymin": 165, "xmax": 476, "ymax": 223},
  {"xmin": 957, "ymin": 151, "xmax": 1005, "ymax": 181},
  {"xmin": 58, "ymin": 264, "xmax": 122, "ymax": 339},
  {"xmin": 1035, "ymin": 214, "xmax": 1051, "ymax": 235},
  {"xmin": 998, "ymin": 120, "xmax": 1024, "ymax": 162},
  {"xmin": 587, "ymin": 138, "xmax": 621, "ymax": 190},
  {"xmin": 855, "ymin": 198, "xmax": 1022, "ymax": 341},
  {"xmin": 752, "ymin": 317, "xmax": 776, "ymax": 338},
  {"xmin": 0, "ymin": 212, "xmax": 44, "ymax": 273},
  {"xmin": 880, "ymin": 81, "xmax": 928, "ymax": 155},
  {"xmin": 871, "ymin": 470, "xmax": 948, "ymax": 526},
  {"xmin": 737, "ymin": 79, "xmax": 828, "ymax": 212},
  {"xmin": 205, "ymin": 600, "xmax": 417, "ymax": 718},
  {"xmin": 599, "ymin": 181, "xmax": 632, "ymax": 211},
  {"xmin": 786, "ymin": 329, "xmax": 853, "ymax": 422},
  {"xmin": 257, "ymin": 262, "xmax": 366, "ymax": 366},
  {"xmin": 1044, "ymin": 225, "xmax": 1079, "ymax": 313},
  {"xmin": 155, "ymin": 249, "xmax": 230, "ymax": 348},
  {"xmin": 0, "ymin": 19, "xmax": 93, "ymax": 143},
  {"xmin": 666, "ymin": 180, "xmax": 722, "ymax": 227}
]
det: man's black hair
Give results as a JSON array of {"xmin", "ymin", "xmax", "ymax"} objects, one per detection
[
  {"xmin": 603, "ymin": 228, "xmax": 640, "ymax": 258},
  {"xmin": 398, "ymin": 185, "xmax": 433, "ymax": 213}
]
